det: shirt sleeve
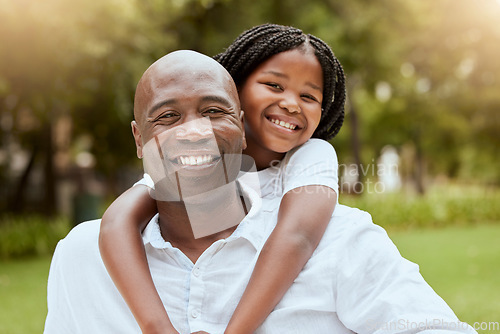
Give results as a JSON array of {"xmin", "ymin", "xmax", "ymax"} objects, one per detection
[{"xmin": 281, "ymin": 138, "xmax": 339, "ymax": 195}]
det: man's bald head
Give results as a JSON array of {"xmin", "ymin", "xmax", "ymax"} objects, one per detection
[
  {"xmin": 133, "ymin": 50, "xmax": 239, "ymax": 127},
  {"xmin": 131, "ymin": 50, "xmax": 247, "ymax": 224}
]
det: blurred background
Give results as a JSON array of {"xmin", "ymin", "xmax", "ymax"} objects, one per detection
[{"xmin": 0, "ymin": 0, "xmax": 499, "ymax": 333}]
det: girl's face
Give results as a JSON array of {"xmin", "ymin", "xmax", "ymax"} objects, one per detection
[{"xmin": 239, "ymin": 48, "xmax": 323, "ymax": 166}]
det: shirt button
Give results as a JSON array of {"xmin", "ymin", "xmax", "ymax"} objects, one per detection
[
  {"xmin": 191, "ymin": 309, "xmax": 200, "ymax": 318},
  {"xmin": 193, "ymin": 267, "xmax": 200, "ymax": 277}
]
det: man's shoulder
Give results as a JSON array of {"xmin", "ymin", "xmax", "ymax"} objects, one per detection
[
  {"xmin": 65, "ymin": 219, "xmax": 101, "ymax": 241},
  {"xmin": 319, "ymin": 204, "xmax": 383, "ymax": 251},
  {"xmin": 332, "ymin": 204, "xmax": 373, "ymax": 224},
  {"xmin": 55, "ymin": 219, "xmax": 102, "ymax": 256}
]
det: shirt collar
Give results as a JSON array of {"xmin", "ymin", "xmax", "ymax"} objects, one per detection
[{"xmin": 142, "ymin": 179, "xmax": 265, "ymax": 251}]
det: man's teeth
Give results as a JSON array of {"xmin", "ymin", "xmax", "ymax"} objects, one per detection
[
  {"xmin": 269, "ymin": 118, "xmax": 296, "ymax": 130},
  {"xmin": 177, "ymin": 155, "xmax": 215, "ymax": 166}
]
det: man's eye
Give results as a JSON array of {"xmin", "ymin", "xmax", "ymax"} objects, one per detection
[
  {"xmin": 149, "ymin": 112, "xmax": 179, "ymax": 123},
  {"xmin": 158, "ymin": 112, "xmax": 179, "ymax": 119},
  {"xmin": 204, "ymin": 109, "xmax": 224, "ymax": 116},
  {"xmin": 148, "ymin": 112, "xmax": 179, "ymax": 123}
]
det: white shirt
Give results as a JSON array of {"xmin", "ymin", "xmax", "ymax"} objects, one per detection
[
  {"xmin": 44, "ymin": 180, "xmax": 475, "ymax": 333},
  {"xmin": 256, "ymin": 138, "xmax": 339, "ymax": 200}
]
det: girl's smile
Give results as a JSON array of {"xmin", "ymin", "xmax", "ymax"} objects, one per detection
[{"xmin": 238, "ymin": 48, "xmax": 324, "ymax": 169}]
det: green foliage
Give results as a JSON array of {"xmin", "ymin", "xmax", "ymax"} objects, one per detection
[
  {"xmin": 363, "ymin": 0, "xmax": 500, "ymax": 185},
  {"xmin": 1, "ymin": 0, "xmax": 500, "ymax": 213},
  {"xmin": 341, "ymin": 185, "xmax": 500, "ymax": 230},
  {"xmin": 0, "ymin": 216, "xmax": 71, "ymax": 259}
]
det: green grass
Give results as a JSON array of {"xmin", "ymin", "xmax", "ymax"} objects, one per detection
[
  {"xmin": 390, "ymin": 224, "xmax": 500, "ymax": 333},
  {"xmin": 0, "ymin": 225, "xmax": 498, "ymax": 333},
  {"xmin": 0, "ymin": 256, "xmax": 51, "ymax": 334}
]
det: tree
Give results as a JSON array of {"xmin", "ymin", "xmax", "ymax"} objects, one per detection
[{"xmin": 0, "ymin": 0, "xmax": 177, "ymax": 214}]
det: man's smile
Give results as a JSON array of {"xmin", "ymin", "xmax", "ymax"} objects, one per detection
[{"xmin": 173, "ymin": 154, "xmax": 221, "ymax": 167}]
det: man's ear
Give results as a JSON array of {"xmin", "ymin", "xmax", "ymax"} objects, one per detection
[
  {"xmin": 131, "ymin": 121, "xmax": 143, "ymax": 159},
  {"xmin": 240, "ymin": 110, "xmax": 247, "ymax": 150}
]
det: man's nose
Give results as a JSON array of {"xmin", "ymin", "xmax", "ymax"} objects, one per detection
[
  {"xmin": 175, "ymin": 117, "xmax": 214, "ymax": 142},
  {"xmin": 278, "ymin": 93, "xmax": 301, "ymax": 114}
]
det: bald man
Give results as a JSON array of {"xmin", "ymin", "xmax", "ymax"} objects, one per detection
[
  {"xmin": 44, "ymin": 50, "xmax": 254, "ymax": 333},
  {"xmin": 44, "ymin": 51, "xmax": 476, "ymax": 334}
]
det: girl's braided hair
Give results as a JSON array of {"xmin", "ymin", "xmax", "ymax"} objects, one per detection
[{"xmin": 214, "ymin": 23, "xmax": 346, "ymax": 140}]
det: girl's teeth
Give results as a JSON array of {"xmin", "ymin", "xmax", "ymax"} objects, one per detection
[{"xmin": 270, "ymin": 118, "xmax": 296, "ymax": 130}]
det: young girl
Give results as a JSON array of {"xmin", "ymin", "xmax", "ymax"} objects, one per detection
[{"xmin": 99, "ymin": 23, "xmax": 346, "ymax": 334}]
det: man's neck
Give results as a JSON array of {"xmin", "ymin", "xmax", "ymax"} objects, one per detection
[{"xmin": 157, "ymin": 181, "xmax": 247, "ymax": 263}]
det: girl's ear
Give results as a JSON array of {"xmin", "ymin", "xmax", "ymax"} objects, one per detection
[
  {"xmin": 240, "ymin": 110, "xmax": 247, "ymax": 150},
  {"xmin": 131, "ymin": 121, "xmax": 143, "ymax": 159}
]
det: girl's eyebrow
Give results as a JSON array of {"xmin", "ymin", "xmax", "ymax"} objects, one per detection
[
  {"xmin": 262, "ymin": 70, "xmax": 322, "ymax": 92},
  {"xmin": 263, "ymin": 70, "xmax": 287, "ymax": 78},
  {"xmin": 306, "ymin": 82, "xmax": 322, "ymax": 92}
]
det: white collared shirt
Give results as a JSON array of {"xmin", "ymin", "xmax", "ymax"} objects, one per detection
[
  {"xmin": 44, "ymin": 179, "xmax": 475, "ymax": 334},
  {"xmin": 256, "ymin": 138, "xmax": 339, "ymax": 200}
]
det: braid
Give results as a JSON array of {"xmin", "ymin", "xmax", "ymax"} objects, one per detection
[
  {"xmin": 215, "ymin": 23, "xmax": 346, "ymax": 141},
  {"xmin": 216, "ymin": 24, "xmax": 305, "ymax": 87},
  {"xmin": 220, "ymin": 25, "xmax": 283, "ymax": 74},
  {"xmin": 308, "ymin": 35, "xmax": 346, "ymax": 140}
]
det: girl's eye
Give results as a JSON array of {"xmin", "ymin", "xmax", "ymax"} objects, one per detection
[
  {"xmin": 302, "ymin": 94, "xmax": 321, "ymax": 103},
  {"xmin": 265, "ymin": 83, "xmax": 282, "ymax": 90}
]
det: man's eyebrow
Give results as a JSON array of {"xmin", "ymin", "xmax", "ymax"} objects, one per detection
[
  {"xmin": 147, "ymin": 96, "xmax": 234, "ymax": 117},
  {"xmin": 263, "ymin": 71, "xmax": 322, "ymax": 92},
  {"xmin": 201, "ymin": 95, "xmax": 234, "ymax": 108},
  {"xmin": 148, "ymin": 99, "xmax": 177, "ymax": 116}
]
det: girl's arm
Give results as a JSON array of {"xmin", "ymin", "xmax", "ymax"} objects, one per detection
[
  {"xmin": 225, "ymin": 185, "xmax": 337, "ymax": 334},
  {"xmin": 99, "ymin": 185, "xmax": 179, "ymax": 334}
]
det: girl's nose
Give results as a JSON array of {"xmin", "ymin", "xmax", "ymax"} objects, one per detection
[{"xmin": 278, "ymin": 95, "xmax": 301, "ymax": 114}]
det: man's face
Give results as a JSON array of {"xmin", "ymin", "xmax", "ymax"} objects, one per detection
[{"xmin": 132, "ymin": 52, "xmax": 245, "ymax": 200}]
